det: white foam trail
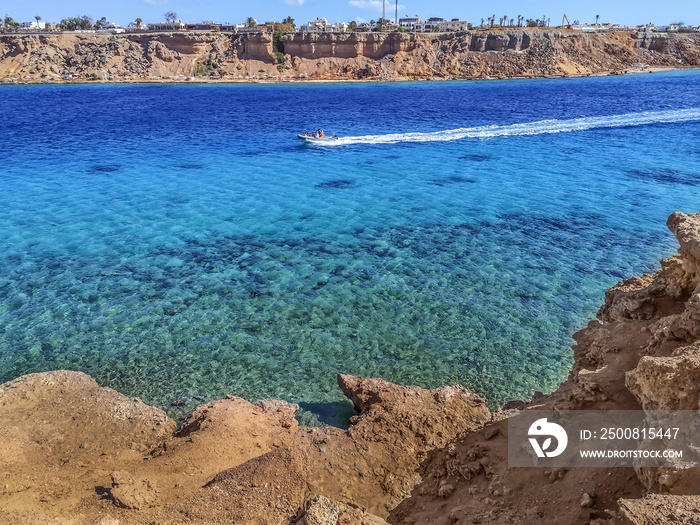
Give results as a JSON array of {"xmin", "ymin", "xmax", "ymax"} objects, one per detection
[{"xmin": 315, "ymin": 109, "xmax": 700, "ymax": 146}]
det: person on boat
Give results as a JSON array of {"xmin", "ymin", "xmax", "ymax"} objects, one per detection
[
  {"xmin": 305, "ymin": 132, "xmax": 309, "ymax": 137},
  {"xmin": 312, "ymin": 132, "xmax": 316, "ymax": 138},
  {"xmin": 332, "ymin": 133, "xmax": 338, "ymax": 140}
]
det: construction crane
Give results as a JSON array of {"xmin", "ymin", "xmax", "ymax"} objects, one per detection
[{"xmin": 562, "ymin": 14, "xmax": 571, "ymax": 29}]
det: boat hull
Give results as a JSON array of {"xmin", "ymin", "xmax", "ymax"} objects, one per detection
[{"xmin": 297, "ymin": 134, "xmax": 337, "ymax": 144}]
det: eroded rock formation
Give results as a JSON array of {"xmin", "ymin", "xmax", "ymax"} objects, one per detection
[
  {"xmin": 390, "ymin": 212, "xmax": 700, "ymax": 524},
  {"xmin": 0, "ymin": 370, "xmax": 488, "ymax": 523},
  {"xmin": 1, "ymin": 30, "xmax": 700, "ymax": 82}
]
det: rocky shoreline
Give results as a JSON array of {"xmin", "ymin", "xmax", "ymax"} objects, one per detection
[
  {"xmin": 1, "ymin": 30, "xmax": 699, "ymax": 83},
  {"xmin": 2, "ymin": 211, "xmax": 700, "ymax": 524}
]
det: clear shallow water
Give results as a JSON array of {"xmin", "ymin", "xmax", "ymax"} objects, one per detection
[{"xmin": 1, "ymin": 72, "xmax": 700, "ymax": 424}]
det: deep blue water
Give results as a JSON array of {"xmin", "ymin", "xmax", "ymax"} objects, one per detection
[{"xmin": 1, "ymin": 71, "xmax": 700, "ymax": 424}]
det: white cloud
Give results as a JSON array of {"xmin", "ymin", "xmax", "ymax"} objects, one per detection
[
  {"xmin": 143, "ymin": 0, "xmax": 168, "ymax": 5},
  {"xmin": 348, "ymin": 0, "xmax": 382, "ymax": 10},
  {"xmin": 284, "ymin": 0, "xmax": 306, "ymax": 6},
  {"xmin": 355, "ymin": 16, "xmax": 367, "ymax": 23},
  {"xmin": 348, "ymin": 0, "xmax": 405, "ymax": 14}
]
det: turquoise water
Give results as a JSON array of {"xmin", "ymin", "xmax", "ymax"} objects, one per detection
[{"xmin": 1, "ymin": 72, "xmax": 700, "ymax": 424}]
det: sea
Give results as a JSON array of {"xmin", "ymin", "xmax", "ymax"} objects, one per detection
[{"xmin": 1, "ymin": 71, "xmax": 700, "ymax": 425}]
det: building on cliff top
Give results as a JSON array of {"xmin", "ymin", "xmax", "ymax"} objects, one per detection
[
  {"xmin": 439, "ymin": 19, "xmax": 470, "ymax": 31},
  {"xmin": 300, "ymin": 18, "xmax": 348, "ymax": 33},
  {"xmin": 148, "ymin": 21, "xmax": 186, "ymax": 31},
  {"xmin": 21, "ymin": 21, "xmax": 46, "ymax": 30},
  {"xmin": 398, "ymin": 17, "xmax": 468, "ymax": 32},
  {"xmin": 398, "ymin": 17, "xmax": 419, "ymax": 30}
]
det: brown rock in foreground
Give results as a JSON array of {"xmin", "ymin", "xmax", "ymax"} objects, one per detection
[
  {"xmin": 0, "ymin": 370, "xmax": 175, "ymax": 523},
  {"xmin": 0, "ymin": 369, "xmax": 488, "ymax": 524},
  {"xmin": 619, "ymin": 494, "xmax": 700, "ymax": 524}
]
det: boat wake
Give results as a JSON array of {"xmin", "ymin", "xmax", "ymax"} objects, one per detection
[{"xmin": 319, "ymin": 108, "xmax": 700, "ymax": 146}]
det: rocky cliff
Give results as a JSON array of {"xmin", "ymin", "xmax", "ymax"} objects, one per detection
[
  {"xmin": 1, "ymin": 30, "xmax": 699, "ymax": 82},
  {"xmin": 3, "ymin": 212, "xmax": 700, "ymax": 524},
  {"xmin": 0, "ymin": 370, "xmax": 489, "ymax": 523},
  {"xmin": 390, "ymin": 211, "xmax": 700, "ymax": 525}
]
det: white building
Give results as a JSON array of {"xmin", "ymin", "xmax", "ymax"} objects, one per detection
[
  {"xmin": 300, "ymin": 18, "xmax": 347, "ymax": 33},
  {"xmin": 439, "ymin": 19, "xmax": 469, "ymax": 31},
  {"xmin": 301, "ymin": 17, "xmax": 330, "ymax": 32},
  {"xmin": 572, "ymin": 22, "xmax": 630, "ymax": 32},
  {"xmin": 98, "ymin": 23, "xmax": 124, "ymax": 33},
  {"xmin": 635, "ymin": 23, "xmax": 658, "ymax": 33},
  {"xmin": 398, "ymin": 17, "xmax": 467, "ymax": 33},
  {"xmin": 416, "ymin": 17, "xmax": 444, "ymax": 32},
  {"xmin": 398, "ymin": 17, "xmax": 419, "ymax": 30},
  {"xmin": 21, "ymin": 21, "xmax": 46, "ymax": 30},
  {"xmin": 398, "ymin": 17, "xmax": 418, "ymax": 30}
]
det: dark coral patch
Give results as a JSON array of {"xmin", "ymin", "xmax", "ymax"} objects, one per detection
[{"xmin": 315, "ymin": 180, "xmax": 356, "ymax": 189}]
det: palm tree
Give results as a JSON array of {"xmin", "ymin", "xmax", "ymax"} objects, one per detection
[
  {"xmin": 4, "ymin": 15, "xmax": 18, "ymax": 32},
  {"xmin": 34, "ymin": 15, "xmax": 41, "ymax": 30},
  {"xmin": 135, "ymin": 18, "xmax": 142, "ymax": 30},
  {"xmin": 245, "ymin": 17, "xmax": 257, "ymax": 28}
]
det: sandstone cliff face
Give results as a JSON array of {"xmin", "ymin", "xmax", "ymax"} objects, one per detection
[
  {"xmin": 0, "ymin": 32, "xmax": 276, "ymax": 79},
  {"xmin": 1, "ymin": 30, "xmax": 699, "ymax": 82}
]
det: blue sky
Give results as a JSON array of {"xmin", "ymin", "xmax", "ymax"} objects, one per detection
[{"xmin": 6, "ymin": 0, "xmax": 699, "ymax": 27}]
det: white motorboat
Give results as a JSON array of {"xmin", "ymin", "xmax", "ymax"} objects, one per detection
[{"xmin": 297, "ymin": 134, "xmax": 339, "ymax": 144}]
